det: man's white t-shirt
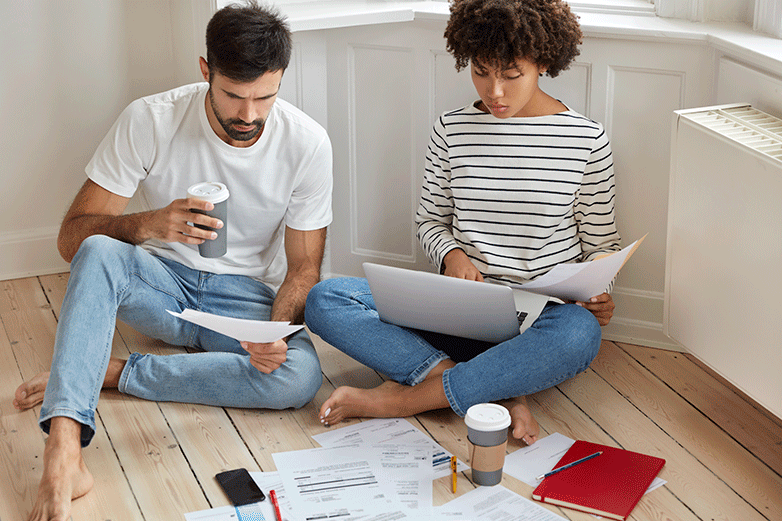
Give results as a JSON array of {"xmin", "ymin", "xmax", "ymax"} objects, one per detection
[{"xmin": 86, "ymin": 83, "xmax": 333, "ymax": 291}]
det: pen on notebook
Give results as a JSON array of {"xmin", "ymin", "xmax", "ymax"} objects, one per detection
[
  {"xmin": 450, "ymin": 455, "xmax": 457, "ymax": 493},
  {"xmin": 536, "ymin": 451, "xmax": 603, "ymax": 481},
  {"xmin": 270, "ymin": 489, "xmax": 282, "ymax": 521}
]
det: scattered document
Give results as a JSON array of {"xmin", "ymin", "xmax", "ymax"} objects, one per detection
[
  {"xmin": 515, "ymin": 236, "xmax": 645, "ymax": 302},
  {"xmin": 167, "ymin": 308, "xmax": 304, "ymax": 343},
  {"xmin": 436, "ymin": 485, "xmax": 567, "ymax": 520},
  {"xmin": 273, "ymin": 444, "xmax": 411, "ymax": 520},
  {"xmin": 504, "ymin": 432, "xmax": 576, "ymax": 487},
  {"xmin": 312, "ymin": 417, "xmax": 468, "ymax": 478}
]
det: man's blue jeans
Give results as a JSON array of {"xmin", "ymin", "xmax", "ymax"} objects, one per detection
[
  {"xmin": 39, "ymin": 235, "xmax": 322, "ymax": 447},
  {"xmin": 305, "ymin": 277, "xmax": 601, "ymax": 417}
]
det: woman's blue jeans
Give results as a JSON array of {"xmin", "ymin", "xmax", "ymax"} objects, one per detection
[
  {"xmin": 305, "ymin": 277, "xmax": 601, "ymax": 417},
  {"xmin": 39, "ymin": 235, "xmax": 322, "ymax": 447}
]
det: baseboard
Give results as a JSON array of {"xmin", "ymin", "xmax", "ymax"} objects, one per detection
[{"xmin": 0, "ymin": 227, "xmax": 70, "ymax": 281}]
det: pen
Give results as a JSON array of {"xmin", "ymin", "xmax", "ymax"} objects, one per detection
[
  {"xmin": 536, "ymin": 451, "xmax": 602, "ymax": 481},
  {"xmin": 450, "ymin": 455, "xmax": 457, "ymax": 493},
  {"xmin": 269, "ymin": 489, "xmax": 282, "ymax": 521}
]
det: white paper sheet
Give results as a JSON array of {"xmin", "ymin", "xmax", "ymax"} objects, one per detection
[
  {"xmin": 312, "ymin": 417, "xmax": 468, "ymax": 478},
  {"xmin": 503, "ymin": 432, "xmax": 576, "ymax": 487},
  {"xmin": 436, "ymin": 485, "xmax": 567, "ymax": 520},
  {"xmin": 514, "ymin": 236, "xmax": 645, "ymax": 302},
  {"xmin": 167, "ymin": 308, "xmax": 304, "ymax": 343},
  {"xmin": 272, "ymin": 444, "xmax": 407, "ymax": 521}
]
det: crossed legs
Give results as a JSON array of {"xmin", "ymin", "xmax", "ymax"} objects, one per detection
[{"xmin": 306, "ymin": 277, "xmax": 602, "ymax": 445}]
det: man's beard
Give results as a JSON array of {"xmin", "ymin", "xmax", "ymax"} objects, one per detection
[{"xmin": 209, "ymin": 89, "xmax": 265, "ymax": 142}]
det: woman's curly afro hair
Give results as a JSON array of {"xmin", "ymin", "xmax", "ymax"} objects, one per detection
[{"xmin": 444, "ymin": 0, "xmax": 582, "ymax": 78}]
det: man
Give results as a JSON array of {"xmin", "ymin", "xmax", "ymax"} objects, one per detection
[{"xmin": 13, "ymin": 3, "xmax": 332, "ymax": 520}]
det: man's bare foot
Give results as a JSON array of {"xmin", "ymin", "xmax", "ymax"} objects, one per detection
[
  {"xmin": 28, "ymin": 418, "xmax": 94, "ymax": 521},
  {"xmin": 14, "ymin": 372, "xmax": 50, "ymax": 411},
  {"xmin": 506, "ymin": 396, "xmax": 540, "ymax": 445},
  {"xmin": 14, "ymin": 358, "xmax": 127, "ymax": 412},
  {"xmin": 319, "ymin": 379, "xmax": 449, "ymax": 426}
]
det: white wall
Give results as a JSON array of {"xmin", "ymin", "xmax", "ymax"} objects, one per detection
[{"xmin": 0, "ymin": 0, "xmax": 186, "ymax": 279}]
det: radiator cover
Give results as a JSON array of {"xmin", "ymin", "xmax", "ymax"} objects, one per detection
[{"xmin": 665, "ymin": 103, "xmax": 782, "ymax": 419}]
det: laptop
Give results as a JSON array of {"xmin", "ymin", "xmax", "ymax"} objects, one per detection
[{"xmin": 363, "ymin": 262, "xmax": 546, "ymax": 343}]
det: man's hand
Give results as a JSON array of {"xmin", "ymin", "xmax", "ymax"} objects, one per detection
[
  {"xmin": 442, "ymin": 249, "xmax": 484, "ymax": 281},
  {"xmin": 142, "ymin": 198, "xmax": 223, "ymax": 244},
  {"xmin": 576, "ymin": 292, "xmax": 615, "ymax": 326},
  {"xmin": 241, "ymin": 339, "xmax": 288, "ymax": 373}
]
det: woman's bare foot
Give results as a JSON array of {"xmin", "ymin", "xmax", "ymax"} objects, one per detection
[
  {"xmin": 506, "ymin": 396, "xmax": 540, "ymax": 445},
  {"xmin": 14, "ymin": 372, "xmax": 50, "ymax": 411},
  {"xmin": 319, "ymin": 378, "xmax": 449, "ymax": 426},
  {"xmin": 28, "ymin": 418, "xmax": 94, "ymax": 521}
]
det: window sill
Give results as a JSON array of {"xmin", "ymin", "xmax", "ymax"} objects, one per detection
[{"xmin": 263, "ymin": 0, "xmax": 781, "ymax": 73}]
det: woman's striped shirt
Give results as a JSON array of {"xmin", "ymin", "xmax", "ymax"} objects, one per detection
[{"xmin": 415, "ymin": 102, "xmax": 621, "ymax": 287}]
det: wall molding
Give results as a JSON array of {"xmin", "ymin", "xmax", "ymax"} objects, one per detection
[
  {"xmin": 0, "ymin": 227, "xmax": 70, "ymax": 281},
  {"xmin": 602, "ymin": 286, "xmax": 681, "ymax": 350}
]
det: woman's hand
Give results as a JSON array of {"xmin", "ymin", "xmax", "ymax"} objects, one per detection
[
  {"xmin": 442, "ymin": 249, "xmax": 484, "ymax": 281},
  {"xmin": 576, "ymin": 293, "xmax": 615, "ymax": 326}
]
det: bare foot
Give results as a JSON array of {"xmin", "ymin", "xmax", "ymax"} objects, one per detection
[
  {"xmin": 28, "ymin": 418, "xmax": 94, "ymax": 521},
  {"xmin": 14, "ymin": 358, "xmax": 127, "ymax": 412},
  {"xmin": 319, "ymin": 379, "xmax": 449, "ymax": 426},
  {"xmin": 507, "ymin": 396, "xmax": 540, "ymax": 445},
  {"xmin": 14, "ymin": 372, "xmax": 50, "ymax": 411}
]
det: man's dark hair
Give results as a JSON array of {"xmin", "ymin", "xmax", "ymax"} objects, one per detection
[
  {"xmin": 205, "ymin": 1, "xmax": 292, "ymax": 82},
  {"xmin": 444, "ymin": 0, "xmax": 582, "ymax": 78}
]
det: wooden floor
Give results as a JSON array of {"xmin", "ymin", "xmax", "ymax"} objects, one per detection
[{"xmin": 1, "ymin": 272, "xmax": 781, "ymax": 521}]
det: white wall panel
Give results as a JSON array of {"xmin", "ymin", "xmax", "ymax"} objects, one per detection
[
  {"xmin": 716, "ymin": 57, "xmax": 782, "ymax": 118},
  {"xmin": 608, "ymin": 65, "xmax": 685, "ymax": 293},
  {"xmin": 350, "ymin": 44, "xmax": 416, "ymax": 261}
]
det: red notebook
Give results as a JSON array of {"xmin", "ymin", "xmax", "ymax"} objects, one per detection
[{"xmin": 532, "ymin": 441, "xmax": 665, "ymax": 520}]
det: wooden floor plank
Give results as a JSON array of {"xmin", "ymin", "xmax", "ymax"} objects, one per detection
[
  {"xmin": 1, "ymin": 277, "xmax": 144, "ymax": 520},
  {"xmin": 0, "ymin": 319, "xmax": 47, "ymax": 520},
  {"xmin": 558, "ymin": 342, "xmax": 767, "ymax": 521},
  {"xmin": 619, "ymin": 342, "xmax": 782, "ymax": 477},
  {"xmin": 594, "ymin": 342, "xmax": 782, "ymax": 520},
  {"xmin": 115, "ymin": 321, "xmax": 262, "ymax": 508}
]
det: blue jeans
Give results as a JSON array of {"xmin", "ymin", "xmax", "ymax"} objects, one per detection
[
  {"xmin": 40, "ymin": 235, "xmax": 322, "ymax": 447},
  {"xmin": 305, "ymin": 277, "xmax": 601, "ymax": 417}
]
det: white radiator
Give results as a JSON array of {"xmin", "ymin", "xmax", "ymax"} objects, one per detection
[{"xmin": 665, "ymin": 103, "xmax": 782, "ymax": 419}]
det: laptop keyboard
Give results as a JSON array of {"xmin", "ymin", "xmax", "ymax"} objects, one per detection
[{"xmin": 516, "ymin": 310, "xmax": 528, "ymax": 326}]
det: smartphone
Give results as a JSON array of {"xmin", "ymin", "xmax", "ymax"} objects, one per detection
[{"xmin": 215, "ymin": 468, "xmax": 266, "ymax": 506}]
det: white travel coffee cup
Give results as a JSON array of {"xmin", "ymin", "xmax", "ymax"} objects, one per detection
[
  {"xmin": 465, "ymin": 403, "xmax": 511, "ymax": 486},
  {"xmin": 187, "ymin": 182, "xmax": 229, "ymax": 258}
]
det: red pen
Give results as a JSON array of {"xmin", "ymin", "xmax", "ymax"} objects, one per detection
[{"xmin": 269, "ymin": 489, "xmax": 282, "ymax": 521}]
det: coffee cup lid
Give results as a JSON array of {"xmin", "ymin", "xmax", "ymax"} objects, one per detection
[
  {"xmin": 464, "ymin": 403, "xmax": 511, "ymax": 431},
  {"xmin": 188, "ymin": 182, "xmax": 229, "ymax": 203}
]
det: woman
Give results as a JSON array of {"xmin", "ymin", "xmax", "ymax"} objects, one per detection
[{"xmin": 305, "ymin": 0, "xmax": 621, "ymax": 445}]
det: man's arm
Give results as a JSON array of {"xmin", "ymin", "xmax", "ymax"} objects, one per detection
[
  {"xmin": 241, "ymin": 226, "xmax": 327, "ymax": 374},
  {"xmin": 271, "ymin": 226, "xmax": 328, "ymax": 324},
  {"xmin": 58, "ymin": 179, "xmax": 224, "ymax": 262}
]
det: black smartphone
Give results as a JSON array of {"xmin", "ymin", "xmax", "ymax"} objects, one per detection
[{"xmin": 215, "ymin": 468, "xmax": 266, "ymax": 506}]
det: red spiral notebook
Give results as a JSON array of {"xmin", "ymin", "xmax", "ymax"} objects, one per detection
[{"xmin": 532, "ymin": 440, "xmax": 665, "ymax": 521}]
